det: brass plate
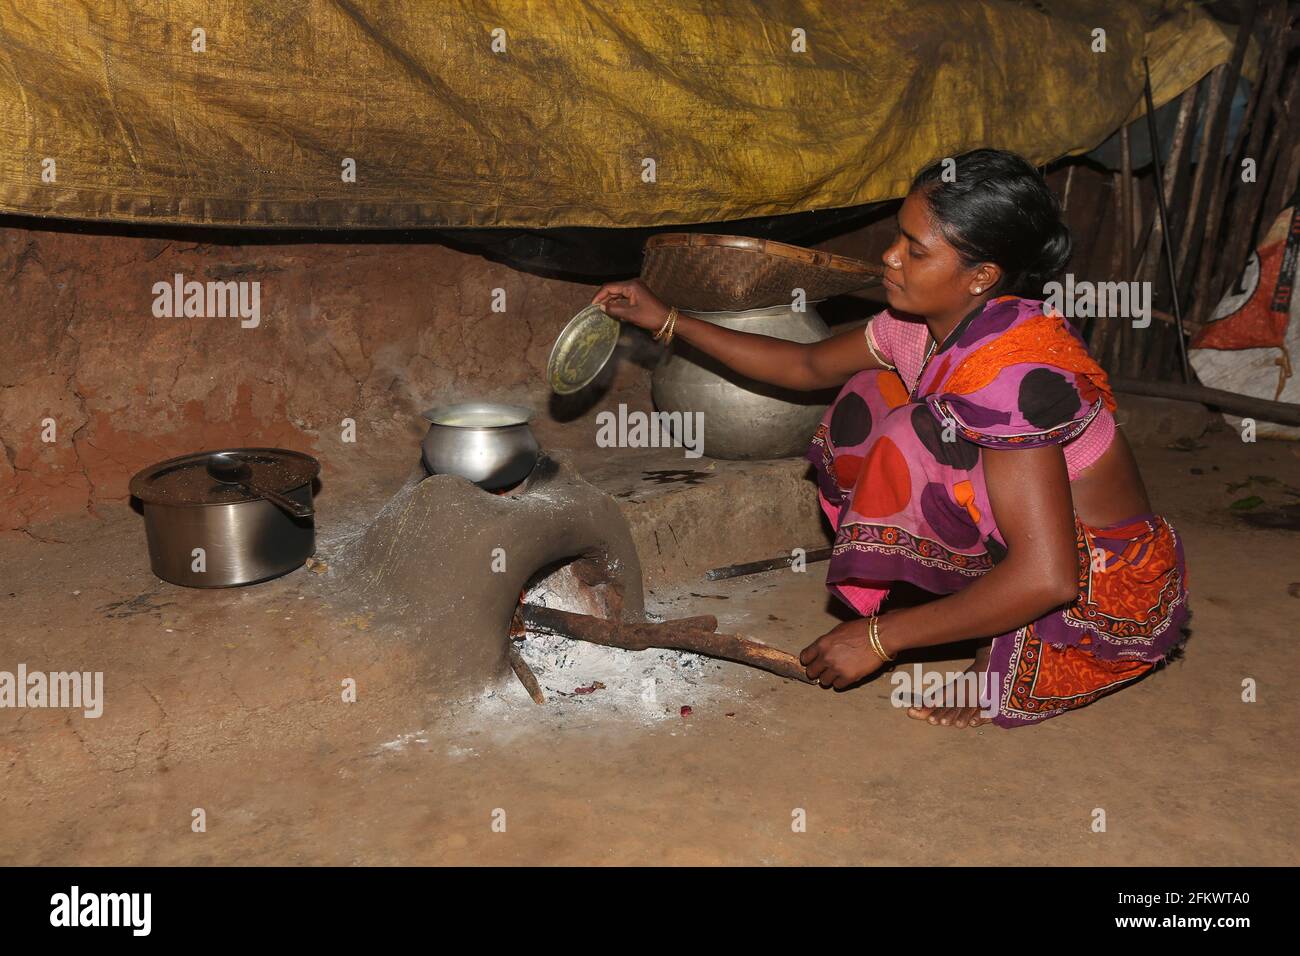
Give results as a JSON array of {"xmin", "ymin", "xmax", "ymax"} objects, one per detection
[{"xmin": 546, "ymin": 304, "xmax": 621, "ymax": 395}]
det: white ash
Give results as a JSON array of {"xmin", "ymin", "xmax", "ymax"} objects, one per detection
[
  {"xmin": 518, "ymin": 630, "xmax": 719, "ymax": 694},
  {"xmin": 497, "ymin": 569, "xmax": 738, "ymax": 723},
  {"xmin": 438, "ymin": 581, "xmax": 744, "ymax": 729},
  {"xmin": 479, "ymin": 636, "xmax": 738, "ymax": 727}
]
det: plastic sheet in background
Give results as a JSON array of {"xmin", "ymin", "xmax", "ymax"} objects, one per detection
[
  {"xmin": 1084, "ymin": 76, "xmax": 1252, "ymax": 172},
  {"xmin": 0, "ymin": 0, "xmax": 1249, "ymax": 232}
]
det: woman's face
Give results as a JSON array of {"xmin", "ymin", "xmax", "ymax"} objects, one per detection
[{"xmin": 880, "ymin": 188, "xmax": 999, "ymax": 320}]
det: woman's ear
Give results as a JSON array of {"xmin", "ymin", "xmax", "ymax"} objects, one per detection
[{"xmin": 970, "ymin": 264, "xmax": 1001, "ymax": 295}]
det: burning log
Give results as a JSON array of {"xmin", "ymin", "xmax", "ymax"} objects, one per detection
[{"xmin": 514, "ymin": 603, "xmax": 814, "ymax": 685}]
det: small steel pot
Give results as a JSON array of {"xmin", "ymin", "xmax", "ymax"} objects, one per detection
[
  {"xmin": 129, "ymin": 448, "xmax": 319, "ymax": 588},
  {"xmin": 420, "ymin": 402, "xmax": 539, "ymax": 490}
]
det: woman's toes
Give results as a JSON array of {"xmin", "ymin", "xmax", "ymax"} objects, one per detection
[{"xmin": 903, "ymin": 663, "xmax": 991, "ymax": 728}]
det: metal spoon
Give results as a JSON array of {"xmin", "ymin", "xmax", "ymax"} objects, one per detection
[{"xmin": 206, "ymin": 454, "xmax": 314, "ymax": 520}]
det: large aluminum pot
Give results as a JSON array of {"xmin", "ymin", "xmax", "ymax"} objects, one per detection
[
  {"xmin": 421, "ymin": 402, "xmax": 539, "ymax": 490},
  {"xmin": 128, "ymin": 448, "xmax": 318, "ymax": 588},
  {"xmin": 651, "ymin": 302, "xmax": 833, "ymax": 459}
]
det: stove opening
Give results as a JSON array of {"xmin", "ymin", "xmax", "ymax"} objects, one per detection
[{"xmin": 514, "ymin": 553, "xmax": 624, "ymax": 628}]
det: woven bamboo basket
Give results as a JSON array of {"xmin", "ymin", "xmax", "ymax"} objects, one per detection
[{"xmin": 641, "ymin": 233, "xmax": 882, "ymax": 313}]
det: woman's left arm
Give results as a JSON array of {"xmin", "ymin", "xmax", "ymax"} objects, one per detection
[{"xmin": 800, "ymin": 444, "xmax": 1081, "ymax": 687}]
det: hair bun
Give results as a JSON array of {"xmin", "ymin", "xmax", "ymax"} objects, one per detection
[{"xmin": 1024, "ymin": 220, "xmax": 1072, "ymax": 291}]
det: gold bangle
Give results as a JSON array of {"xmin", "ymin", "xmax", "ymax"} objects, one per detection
[
  {"xmin": 658, "ymin": 306, "xmax": 679, "ymax": 346},
  {"xmin": 876, "ymin": 615, "xmax": 895, "ymax": 661},
  {"xmin": 653, "ymin": 306, "xmax": 678, "ymax": 341},
  {"xmin": 869, "ymin": 614, "xmax": 895, "ymax": 662}
]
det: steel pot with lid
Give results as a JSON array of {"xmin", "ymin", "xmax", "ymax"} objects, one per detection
[{"xmin": 128, "ymin": 448, "xmax": 319, "ymax": 588}]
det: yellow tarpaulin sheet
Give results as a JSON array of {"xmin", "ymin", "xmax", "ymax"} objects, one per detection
[{"xmin": 0, "ymin": 0, "xmax": 1247, "ymax": 229}]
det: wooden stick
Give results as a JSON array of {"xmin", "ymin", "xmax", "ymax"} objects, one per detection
[
  {"xmin": 1189, "ymin": 0, "xmax": 1259, "ymax": 327},
  {"xmin": 1120, "ymin": 124, "xmax": 1134, "ymax": 282},
  {"xmin": 1061, "ymin": 164, "xmax": 1076, "ymax": 215},
  {"xmin": 507, "ymin": 643, "xmax": 546, "ymax": 704},
  {"xmin": 1138, "ymin": 56, "xmax": 1193, "ymax": 384},
  {"xmin": 1160, "ymin": 73, "xmax": 1209, "ymax": 299},
  {"xmin": 1119, "ymin": 124, "xmax": 1148, "ymax": 378},
  {"xmin": 1250, "ymin": 14, "xmax": 1300, "ymax": 243},
  {"xmin": 1206, "ymin": 2, "xmax": 1292, "ymax": 324},
  {"xmin": 705, "ymin": 546, "xmax": 832, "ymax": 580},
  {"xmin": 1176, "ymin": 63, "xmax": 1229, "ymax": 294},
  {"xmin": 516, "ymin": 604, "xmax": 815, "ymax": 684},
  {"xmin": 1094, "ymin": 171, "xmax": 1127, "ymax": 370},
  {"xmin": 1111, "ymin": 376, "xmax": 1300, "ymax": 426},
  {"xmin": 1138, "ymin": 84, "xmax": 1198, "ymax": 285},
  {"xmin": 1260, "ymin": 64, "xmax": 1300, "ymax": 231}
]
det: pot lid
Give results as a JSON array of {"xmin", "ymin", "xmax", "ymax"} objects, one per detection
[
  {"xmin": 128, "ymin": 448, "xmax": 320, "ymax": 507},
  {"xmin": 547, "ymin": 303, "xmax": 621, "ymax": 395}
]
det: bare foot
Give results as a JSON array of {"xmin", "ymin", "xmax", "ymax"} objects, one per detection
[{"xmin": 906, "ymin": 643, "xmax": 993, "ymax": 728}]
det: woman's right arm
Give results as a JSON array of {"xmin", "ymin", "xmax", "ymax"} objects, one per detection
[{"xmin": 591, "ymin": 279, "xmax": 888, "ymax": 391}]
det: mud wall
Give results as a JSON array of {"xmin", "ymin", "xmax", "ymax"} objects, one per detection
[
  {"xmin": 0, "ymin": 164, "xmax": 1123, "ymax": 534},
  {"xmin": 0, "ymin": 228, "xmax": 663, "ymax": 532}
]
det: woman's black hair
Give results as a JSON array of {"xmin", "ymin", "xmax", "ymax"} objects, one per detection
[{"xmin": 909, "ymin": 148, "xmax": 1071, "ymax": 298}]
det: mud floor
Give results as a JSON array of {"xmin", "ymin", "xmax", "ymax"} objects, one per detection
[{"xmin": 1, "ymin": 427, "xmax": 1298, "ymax": 865}]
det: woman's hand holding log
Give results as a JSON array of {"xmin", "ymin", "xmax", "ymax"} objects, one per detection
[{"xmin": 799, "ymin": 618, "xmax": 891, "ymax": 689}]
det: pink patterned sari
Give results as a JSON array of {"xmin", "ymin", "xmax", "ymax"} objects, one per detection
[{"xmin": 805, "ymin": 295, "xmax": 1192, "ymax": 727}]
